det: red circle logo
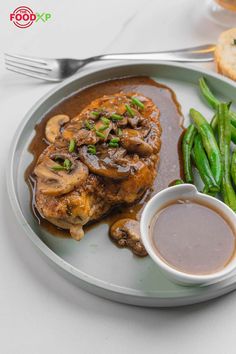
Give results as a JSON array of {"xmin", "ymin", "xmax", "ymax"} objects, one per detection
[{"xmin": 10, "ymin": 6, "xmax": 36, "ymax": 28}]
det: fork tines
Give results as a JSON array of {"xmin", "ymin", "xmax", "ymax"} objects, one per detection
[{"xmin": 4, "ymin": 53, "xmax": 52, "ymax": 81}]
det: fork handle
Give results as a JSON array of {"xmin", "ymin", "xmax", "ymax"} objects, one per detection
[{"xmin": 94, "ymin": 44, "xmax": 215, "ymax": 63}]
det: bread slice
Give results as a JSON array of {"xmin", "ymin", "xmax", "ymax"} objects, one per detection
[{"xmin": 215, "ymin": 28, "xmax": 236, "ymax": 81}]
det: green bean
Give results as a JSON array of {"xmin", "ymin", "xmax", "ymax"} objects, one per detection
[
  {"xmin": 202, "ymin": 186, "xmax": 216, "ymax": 196},
  {"xmin": 231, "ymin": 124, "xmax": 236, "ymax": 144},
  {"xmin": 199, "ymin": 77, "xmax": 236, "ymax": 128},
  {"xmin": 199, "ymin": 77, "xmax": 219, "ymax": 110},
  {"xmin": 190, "ymin": 108, "xmax": 222, "ymax": 187},
  {"xmin": 218, "ymin": 103, "xmax": 236, "ymax": 211},
  {"xmin": 210, "ymin": 114, "xmax": 236, "ymax": 144},
  {"xmin": 222, "ymin": 183, "xmax": 229, "ymax": 206},
  {"xmin": 190, "ymin": 157, "xmax": 217, "ymax": 195},
  {"xmin": 173, "ymin": 179, "xmax": 184, "ymax": 185},
  {"xmin": 193, "ymin": 134, "xmax": 219, "ymax": 193},
  {"xmin": 191, "ymin": 148, "xmax": 196, "ymax": 163},
  {"xmin": 182, "ymin": 124, "xmax": 197, "ymax": 183},
  {"xmin": 231, "ymin": 149, "xmax": 236, "ymax": 187},
  {"xmin": 202, "ymin": 185, "xmax": 219, "ymax": 196},
  {"xmin": 230, "ymin": 112, "xmax": 236, "ymax": 128},
  {"xmin": 210, "ymin": 114, "xmax": 217, "ymax": 131}
]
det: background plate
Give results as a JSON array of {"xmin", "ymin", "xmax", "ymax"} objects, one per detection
[{"xmin": 7, "ymin": 62, "xmax": 236, "ymax": 307}]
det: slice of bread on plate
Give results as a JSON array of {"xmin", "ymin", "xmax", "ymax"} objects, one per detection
[{"xmin": 215, "ymin": 28, "xmax": 236, "ymax": 81}]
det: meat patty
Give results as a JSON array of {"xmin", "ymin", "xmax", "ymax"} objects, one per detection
[{"xmin": 33, "ymin": 92, "xmax": 162, "ymax": 240}]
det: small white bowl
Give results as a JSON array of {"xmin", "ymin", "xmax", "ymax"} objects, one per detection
[{"xmin": 140, "ymin": 184, "xmax": 236, "ymax": 286}]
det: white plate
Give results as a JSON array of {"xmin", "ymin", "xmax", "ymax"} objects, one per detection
[{"xmin": 7, "ymin": 62, "xmax": 236, "ymax": 307}]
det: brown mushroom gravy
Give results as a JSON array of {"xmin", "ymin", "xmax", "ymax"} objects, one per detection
[
  {"xmin": 25, "ymin": 76, "xmax": 184, "ymax": 255},
  {"xmin": 150, "ymin": 199, "xmax": 236, "ymax": 275}
]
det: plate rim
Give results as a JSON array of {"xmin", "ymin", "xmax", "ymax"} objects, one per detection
[{"xmin": 7, "ymin": 60, "xmax": 236, "ymax": 306}]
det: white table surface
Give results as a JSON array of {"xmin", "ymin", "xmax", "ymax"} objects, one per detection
[{"xmin": 1, "ymin": 0, "xmax": 235, "ymax": 353}]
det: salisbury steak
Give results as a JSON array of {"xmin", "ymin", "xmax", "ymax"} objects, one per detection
[{"xmin": 34, "ymin": 92, "xmax": 162, "ymax": 240}]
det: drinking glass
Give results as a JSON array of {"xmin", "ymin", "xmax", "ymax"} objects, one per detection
[{"xmin": 206, "ymin": 0, "xmax": 236, "ymax": 27}]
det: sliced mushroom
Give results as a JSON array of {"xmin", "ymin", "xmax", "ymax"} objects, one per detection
[
  {"xmin": 120, "ymin": 129, "xmax": 153, "ymax": 157},
  {"xmin": 145, "ymin": 121, "xmax": 162, "ymax": 153},
  {"xmin": 45, "ymin": 114, "xmax": 70, "ymax": 143},
  {"xmin": 34, "ymin": 156, "xmax": 88, "ymax": 196},
  {"xmin": 110, "ymin": 218, "xmax": 147, "ymax": 257},
  {"xmin": 62, "ymin": 119, "xmax": 113, "ymax": 146},
  {"xmin": 79, "ymin": 145, "xmax": 131, "ymax": 179},
  {"xmin": 128, "ymin": 116, "xmax": 141, "ymax": 128},
  {"xmin": 50, "ymin": 152, "xmax": 77, "ymax": 169},
  {"xmin": 62, "ymin": 118, "xmax": 95, "ymax": 142}
]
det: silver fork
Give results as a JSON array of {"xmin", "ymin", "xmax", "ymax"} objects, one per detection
[{"xmin": 4, "ymin": 44, "xmax": 215, "ymax": 82}]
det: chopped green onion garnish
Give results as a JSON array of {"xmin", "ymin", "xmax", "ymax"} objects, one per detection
[
  {"xmin": 101, "ymin": 117, "xmax": 110, "ymax": 125},
  {"xmin": 88, "ymin": 149, "xmax": 96, "ymax": 155},
  {"xmin": 109, "ymin": 142, "xmax": 119, "ymax": 148},
  {"xmin": 98, "ymin": 125, "xmax": 108, "ymax": 132},
  {"xmin": 125, "ymin": 104, "xmax": 135, "ymax": 117},
  {"xmin": 111, "ymin": 114, "xmax": 124, "ymax": 121},
  {"xmin": 110, "ymin": 137, "xmax": 120, "ymax": 144},
  {"xmin": 91, "ymin": 111, "xmax": 100, "ymax": 117},
  {"xmin": 51, "ymin": 159, "xmax": 72, "ymax": 172},
  {"xmin": 64, "ymin": 159, "xmax": 72, "ymax": 171},
  {"xmin": 109, "ymin": 137, "xmax": 120, "ymax": 147},
  {"xmin": 95, "ymin": 131, "xmax": 106, "ymax": 139},
  {"xmin": 69, "ymin": 139, "xmax": 76, "ymax": 153},
  {"xmin": 85, "ymin": 120, "xmax": 93, "ymax": 130},
  {"xmin": 131, "ymin": 97, "xmax": 145, "ymax": 109},
  {"xmin": 87, "ymin": 145, "xmax": 96, "ymax": 155},
  {"xmin": 117, "ymin": 128, "xmax": 122, "ymax": 136},
  {"xmin": 51, "ymin": 164, "xmax": 66, "ymax": 171}
]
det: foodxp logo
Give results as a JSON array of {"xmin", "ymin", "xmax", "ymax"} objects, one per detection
[{"xmin": 10, "ymin": 6, "xmax": 52, "ymax": 29}]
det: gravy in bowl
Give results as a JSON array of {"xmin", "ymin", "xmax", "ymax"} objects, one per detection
[{"xmin": 150, "ymin": 199, "xmax": 236, "ymax": 275}]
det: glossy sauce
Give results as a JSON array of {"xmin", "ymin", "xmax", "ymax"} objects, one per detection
[
  {"xmin": 151, "ymin": 200, "xmax": 236, "ymax": 275},
  {"xmin": 25, "ymin": 76, "xmax": 184, "ymax": 237}
]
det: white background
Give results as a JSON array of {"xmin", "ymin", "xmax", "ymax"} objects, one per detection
[{"xmin": 0, "ymin": 1, "xmax": 235, "ymax": 353}]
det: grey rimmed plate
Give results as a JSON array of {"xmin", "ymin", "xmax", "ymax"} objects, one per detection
[{"xmin": 7, "ymin": 62, "xmax": 236, "ymax": 307}]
